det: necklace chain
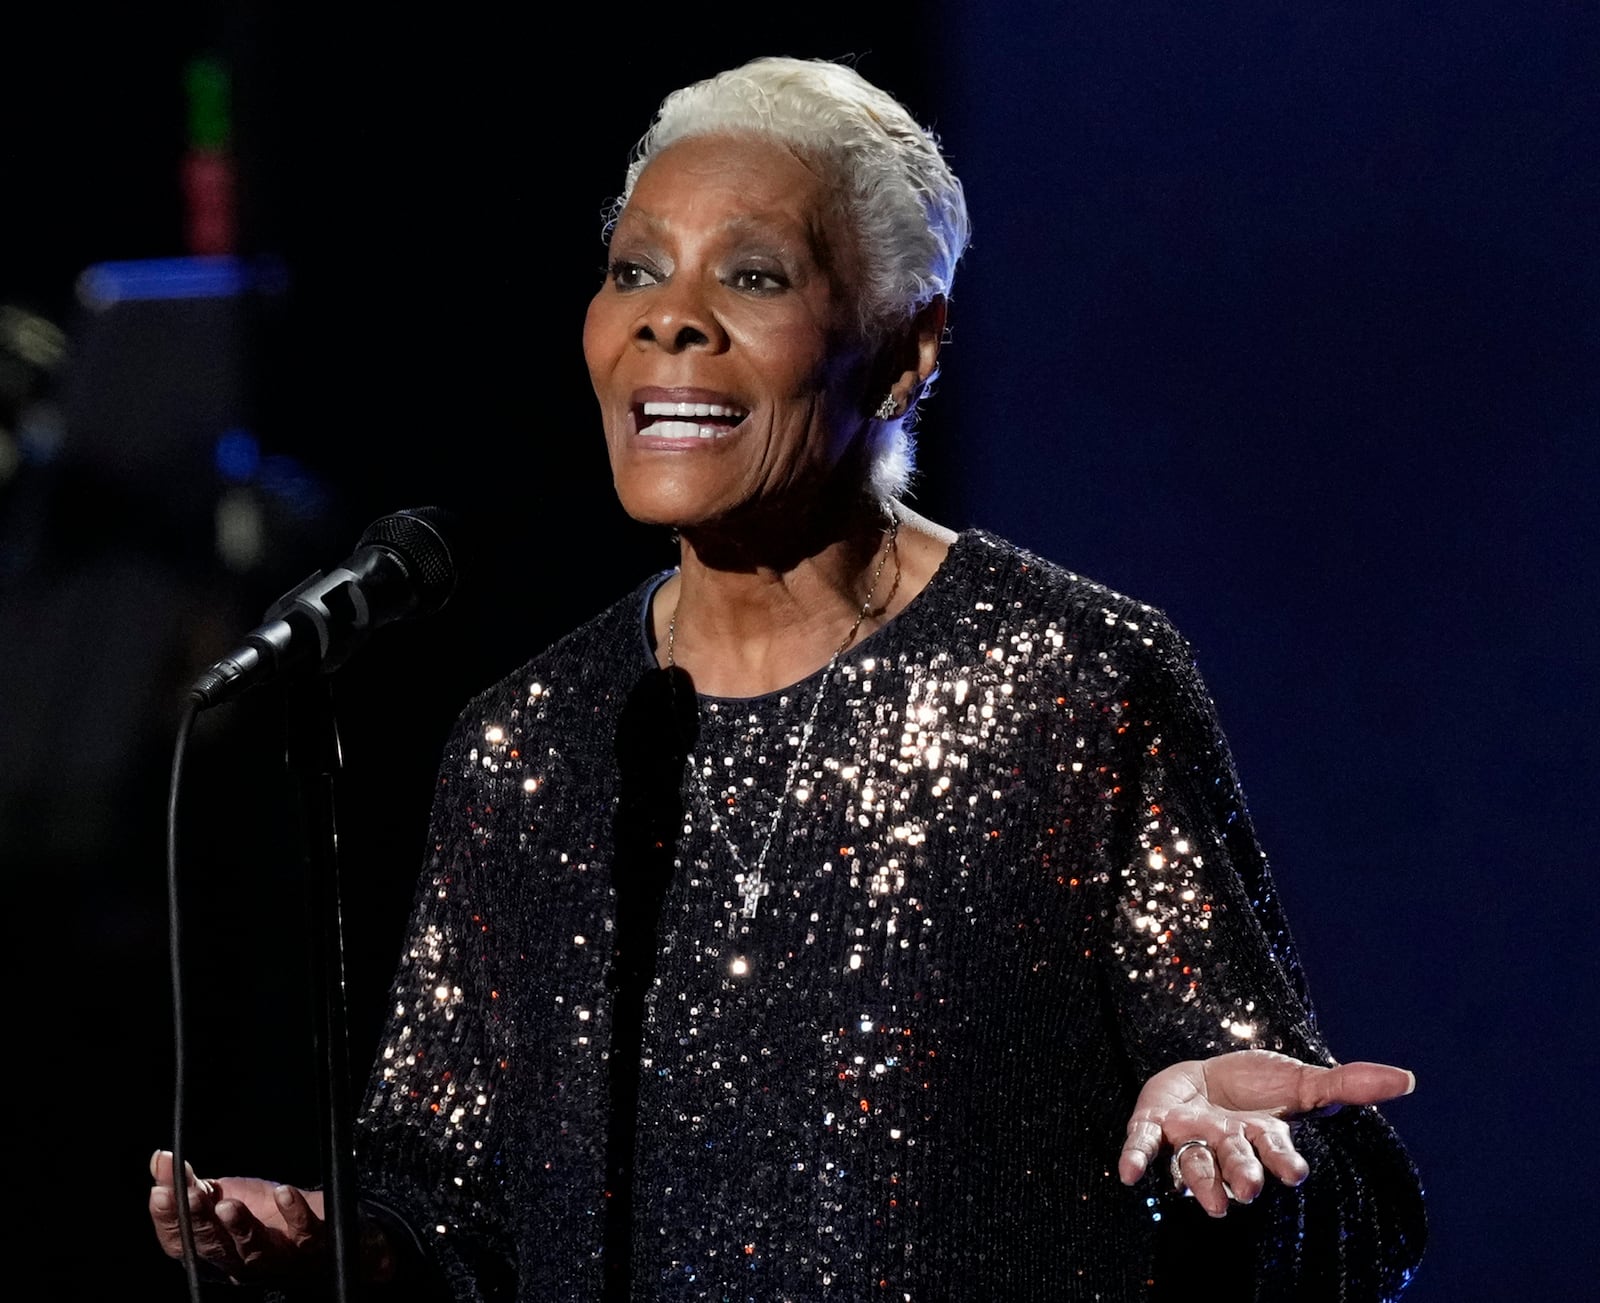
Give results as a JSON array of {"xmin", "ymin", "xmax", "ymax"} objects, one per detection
[{"xmin": 666, "ymin": 514, "xmax": 900, "ymax": 920}]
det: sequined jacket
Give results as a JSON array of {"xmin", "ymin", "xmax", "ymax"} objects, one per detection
[{"xmin": 353, "ymin": 530, "xmax": 1426, "ymax": 1302}]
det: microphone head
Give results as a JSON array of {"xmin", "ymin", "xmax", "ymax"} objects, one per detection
[{"xmin": 357, "ymin": 506, "xmax": 461, "ymax": 616}]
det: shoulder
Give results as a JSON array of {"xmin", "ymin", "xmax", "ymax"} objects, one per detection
[
  {"xmin": 445, "ymin": 569, "xmax": 667, "ymax": 741},
  {"xmin": 962, "ymin": 531, "xmax": 1244, "ymax": 779},
  {"xmin": 948, "ymin": 529, "xmax": 1193, "ymax": 673}
]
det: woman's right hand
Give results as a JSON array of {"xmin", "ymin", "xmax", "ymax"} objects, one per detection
[{"xmin": 149, "ymin": 1149, "xmax": 329, "ymax": 1283}]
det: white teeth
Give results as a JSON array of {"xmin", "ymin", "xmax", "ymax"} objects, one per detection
[
  {"xmin": 639, "ymin": 419, "xmax": 729, "ymax": 440},
  {"xmin": 636, "ymin": 399, "xmax": 746, "ymax": 441},
  {"xmin": 641, "ymin": 401, "xmax": 747, "ymax": 419}
]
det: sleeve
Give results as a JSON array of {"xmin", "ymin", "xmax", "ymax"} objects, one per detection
[
  {"xmin": 347, "ymin": 703, "xmax": 522, "ymax": 1302},
  {"xmin": 1098, "ymin": 607, "xmax": 1427, "ymax": 1301}
]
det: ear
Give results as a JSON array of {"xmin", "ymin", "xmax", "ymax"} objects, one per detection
[{"xmin": 875, "ymin": 296, "xmax": 948, "ymax": 420}]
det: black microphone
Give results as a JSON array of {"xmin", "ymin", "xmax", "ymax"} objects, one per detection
[{"xmin": 189, "ymin": 506, "xmax": 460, "ymax": 709}]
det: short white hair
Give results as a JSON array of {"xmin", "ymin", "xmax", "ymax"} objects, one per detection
[{"xmin": 611, "ymin": 56, "xmax": 972, "ymax": 501}]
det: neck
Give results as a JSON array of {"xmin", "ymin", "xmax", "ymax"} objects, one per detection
[{"xmin": 664, "ymin": 497, "xmax": 898, "ymax": 698}]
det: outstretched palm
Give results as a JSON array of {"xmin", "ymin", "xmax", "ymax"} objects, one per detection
[{"xmin": 1118, "ymin": 1050, "xmax": 1415, "ymax": 1216}]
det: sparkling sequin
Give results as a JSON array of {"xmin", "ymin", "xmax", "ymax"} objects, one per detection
[{"xmin": 356, "ymin": 531, "xmax": 1424, "ymax": 1300}]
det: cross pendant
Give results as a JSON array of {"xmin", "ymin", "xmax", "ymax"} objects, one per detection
[{"xmin": 738, "ymin": 871, "xmax": 770, "ymax": 919}]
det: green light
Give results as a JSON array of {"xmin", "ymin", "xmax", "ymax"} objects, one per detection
[{"xmin": 186, "ymin": 55, "xmax": 231, "ymax": 151}]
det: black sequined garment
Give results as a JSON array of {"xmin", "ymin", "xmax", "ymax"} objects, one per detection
[{"xmin": 354, "ymin": 531, "xmax": 1426, "ymax": 1302}]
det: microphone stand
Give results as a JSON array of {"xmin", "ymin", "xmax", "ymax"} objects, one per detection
[{"xmin": 285, "ymin": 676, "xmax": 363, "ymax": 1302}]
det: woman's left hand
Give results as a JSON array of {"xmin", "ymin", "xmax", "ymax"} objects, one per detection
[{"xmin": 1118, "ymin": 1050, "xmax": 1415, "ymax": 1217}]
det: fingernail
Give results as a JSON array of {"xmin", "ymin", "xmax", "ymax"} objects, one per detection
[
  {"xmin": 1403, "ymin": 1070, "xmax": 1416, "ymax": 1095},
  {"xmin": 149, "ymin": 1149, "xmax": 163, "ymax": 1179},
  {"xmin": 274, "ymin": 1184, "xmax": 295, "ymax": 1209}
]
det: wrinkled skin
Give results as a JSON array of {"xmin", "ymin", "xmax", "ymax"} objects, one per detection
[
  {"xmin": 1117, "ymin": 1050, "xmax": 1416, "ymax": 1216},
  {"xmin": 147, "ymin": 1150, "xmax": 391, "ymax": 1284}
]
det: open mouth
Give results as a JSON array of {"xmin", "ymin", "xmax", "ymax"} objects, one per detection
[{"xmin": 634, "ymin": 400, "xmax": 750, "ymax": 440}]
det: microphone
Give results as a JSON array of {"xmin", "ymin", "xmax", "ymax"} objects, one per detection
[{"xmin": 189, "ymin": 505, "xmax": 460, "ymax": 709}]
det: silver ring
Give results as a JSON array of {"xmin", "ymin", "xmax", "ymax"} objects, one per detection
[{"xmin": 1169, "ymin": 1138, "xmax": 1215, "ymax": 1190}]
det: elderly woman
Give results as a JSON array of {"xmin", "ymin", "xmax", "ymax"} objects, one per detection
[{"xmin": 151, "ymin": 56, "xmax": 1425, "ymax": 1300}]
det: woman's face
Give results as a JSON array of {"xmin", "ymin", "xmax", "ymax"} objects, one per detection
[{"xmin": 583, "ymin": 133, "xmax": 873, "ymax": 531}]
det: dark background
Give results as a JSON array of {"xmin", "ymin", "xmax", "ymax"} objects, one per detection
[{"xmin": 3, "ymin": 4, "xmax": 1593, "ymax": 1299}]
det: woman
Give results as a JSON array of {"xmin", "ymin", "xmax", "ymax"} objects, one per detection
[{"xmin": 150, "ymin": 56, "xmax": 1425, "ymax": 1300}]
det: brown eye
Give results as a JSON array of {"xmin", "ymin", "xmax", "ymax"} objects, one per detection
[
  {"xmin": 729, "ymin": 268, "xmax": 786, "ymax": 293},
  {"xmin": 609, "ymin": 260, "xmax": 660, "ymax": 290}
]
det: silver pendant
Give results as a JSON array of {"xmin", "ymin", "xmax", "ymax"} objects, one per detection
[{"xmin": 736, "ymin": 869, "xmax": 770, "ymax": 919}]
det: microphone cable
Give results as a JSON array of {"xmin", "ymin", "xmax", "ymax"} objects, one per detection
[{"xmin": 166, "ymin": 693, "xmax": 204, "ymax": 1303}]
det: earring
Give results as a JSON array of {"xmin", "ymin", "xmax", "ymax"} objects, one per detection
[{"xmin": 875, "ymin": 393, "xmax": 898, "ymax": 420}]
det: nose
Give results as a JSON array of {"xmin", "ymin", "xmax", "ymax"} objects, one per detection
[{"xmin": 634, "ymin": 278, "xmax": 727, "ymax": 353}]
